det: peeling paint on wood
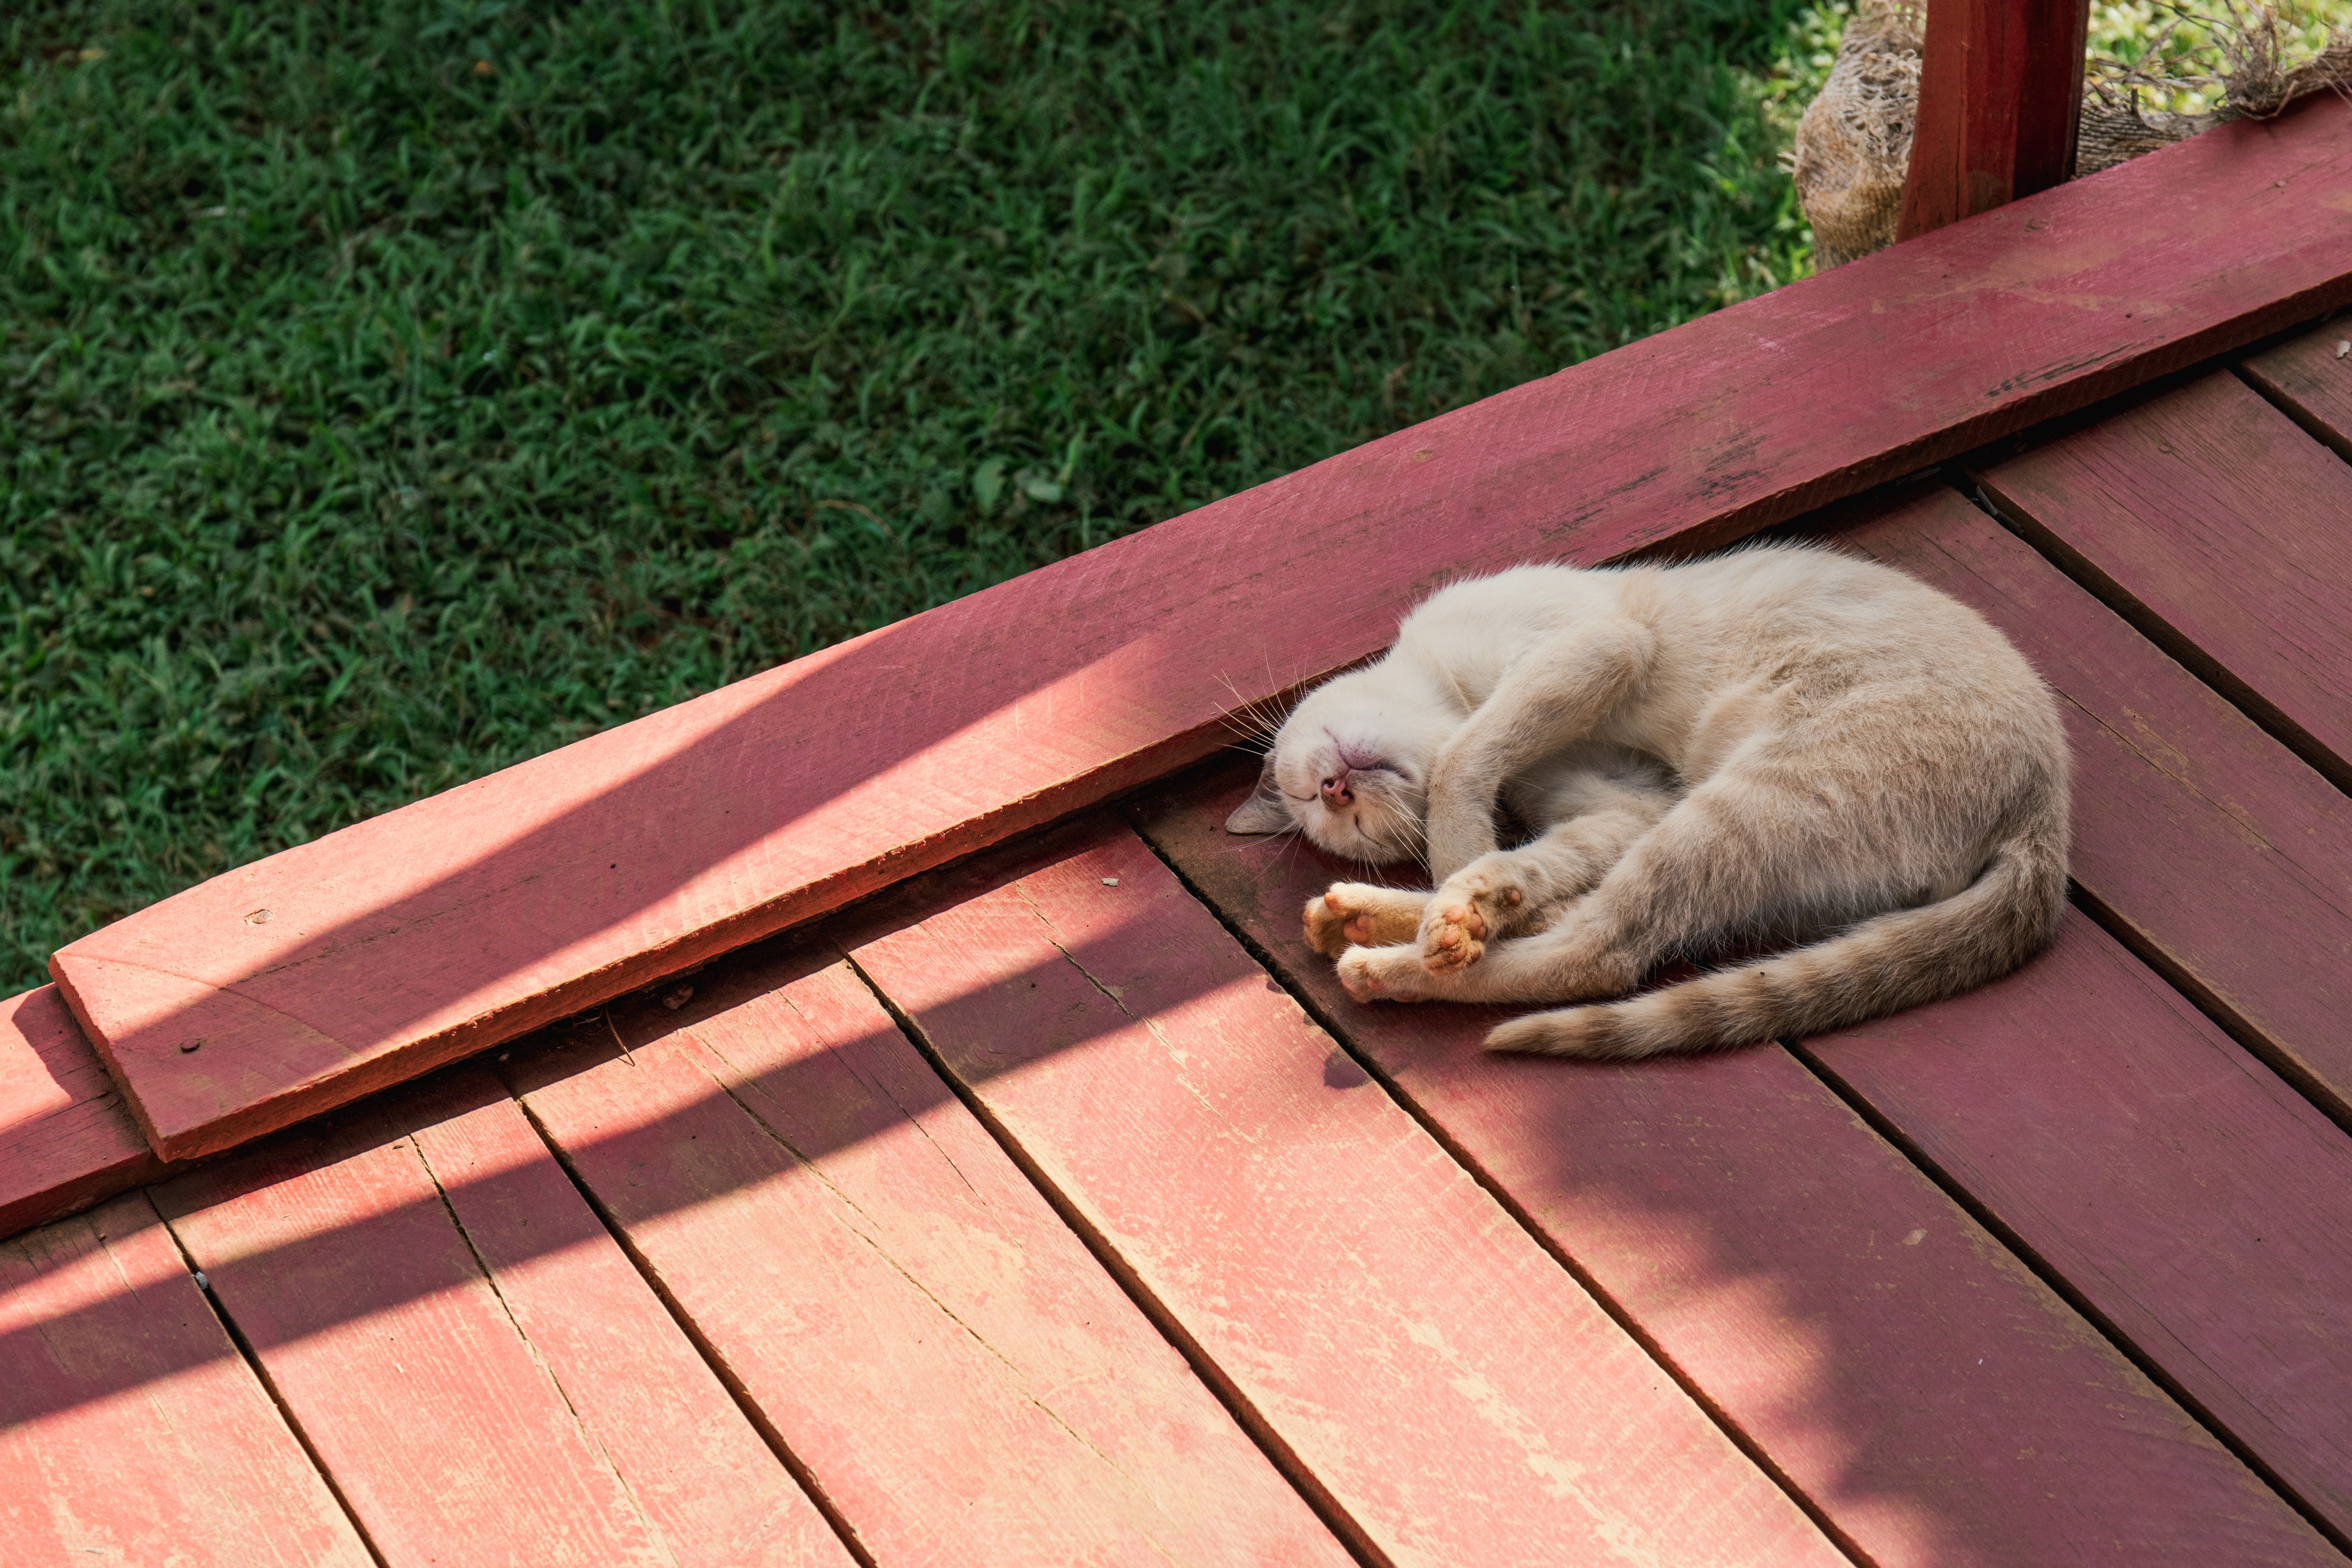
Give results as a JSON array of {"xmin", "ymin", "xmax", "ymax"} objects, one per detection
[{"xmin": 0, "ymin": 1192, "xmax": 372, "ymax": 1566}]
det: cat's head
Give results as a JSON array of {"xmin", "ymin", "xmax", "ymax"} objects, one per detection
[{"xmin": 1224, "ymin": 663, "xmax": 1459, "ymax": 864}]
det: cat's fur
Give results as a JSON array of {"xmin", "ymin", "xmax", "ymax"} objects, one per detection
[{"xmin": 1226, "ymin": 546, "xmax": 2070, "ymax": 1058}]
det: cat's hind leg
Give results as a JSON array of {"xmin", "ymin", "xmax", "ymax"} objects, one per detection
[
  {"xmin": 1418, "ymin": 783, "xmax": 1675, "ymax": 974},
  {"xmin": 1305, "ymin": 882, "xmax": 1429, "ymax": 958},
  {"xmin": 1348, "ymin": 775, "xmax": 1794, "ymax": 1004},
  {"xmin": 1339, "ymin": 926, "xmax": 1597, "ymax": 1004}
]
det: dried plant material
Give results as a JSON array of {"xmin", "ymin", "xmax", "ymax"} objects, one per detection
[
  {"xmin": 2201, "ymin": 0, "xmax": 2352, "ymax": 114},
  {"xmin": 2077, "ymin": 4, "xmax": 2352, "ymax": 169}
]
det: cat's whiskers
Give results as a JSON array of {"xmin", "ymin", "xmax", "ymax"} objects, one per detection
[
  {"xmin": 1214, "ymin": 674, "xmax": 1296, "ymax": 753},
  {"xmin": 1271, "ymin": 825, "xmax": 1310, "ymax": 877},
  {"xmin": 1362, "ymin": 789, "xmax": 1427, "ymax": 865}
]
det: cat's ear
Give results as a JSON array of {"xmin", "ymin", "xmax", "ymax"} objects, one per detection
[{"xmin": 1225, "ymin": 753, "xmax": 1294, "ymax": 835}]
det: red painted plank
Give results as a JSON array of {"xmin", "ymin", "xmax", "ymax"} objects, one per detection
[
  {"xmin": 51, "ymin": 92, "xmax": 2352, "ymax": 1165},
  {"xmin": 1900, "ymin": 0, "xmax": 2090, "ymax": 240},
  {"xmin": 2243, "ymin": 316, "xmax": 2352, "ymax": 464},
  {"xmin": 1840, "ymin": 485, "xmax": 2352, "ymax": 1121},
  {"xmin": 503, "ymin": 951, "xmax": 1351, "ymax": 1567},
  {"xmin": 1971, "ymin": 370, "xmax": 2352, "ymax": 790},
  {"xmin": 0, "ymin": 985, "xmax": 165, "ymax": 1240},
  {"xmin": 403, "ymin": 1074, "xmax": 857, "ymax": 1567},
  {"xmin": 154, "ymin": 1074, "xmax": 723, "ymax": 1568},
  {"xmin": 1802, "ymin": 911, "xmax": 2352, "ymax": 1539},
  {"xmin": 850, "ymin": 820, "xmax": 1845, "ymax": 1568},
  {"xmin": 1127, "ymin": 764, "xmax": 2340, "ymax": 1568},
  {"xmin": 0, "ymin": 1191, "xmax": 372, "ymax": 1566}
]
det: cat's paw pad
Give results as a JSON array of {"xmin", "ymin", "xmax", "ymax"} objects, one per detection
[
  {"xmin": 1418, "ymin": 869, "xmax": 1525, "ymax": 973},
  {"xmin": 1337, "ymin": 944, "xmax": 1429, "ymax": 1003},
  {"xmin": 1419, "ymin": 903, "xmax": 1488, "ymax": 973},
  {"xmin": 1305, "ymin": 883, "xmax": 1425, "ymax": 958}
]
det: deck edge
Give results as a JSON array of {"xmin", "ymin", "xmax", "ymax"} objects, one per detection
[{"xmin": 44, "ymin": 93, "xmax": 2352, "ymax": 1167}]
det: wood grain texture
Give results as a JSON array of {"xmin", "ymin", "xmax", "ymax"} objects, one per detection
[
  {"xmin": 1800, "ymin": 912, "xmax": 2352, "ymax": 1541},
  {"xmin": 154, "ymin": 1075, "xmax": 707, "ymax": 1568},
  {"xmin": 0, "ymin": 984, "xmax": 163, "ymax": 1240},
  {"xmin": 2242, "ymin": 315, "xmax": 2352, "ymax": 463},
  {"xmin": 1971, "ymin": 369, "xmax": 2352, "ymax": 790},
  {"xmin": 0, "ymin": 1191, "xmax": 372, "ymax": 1567},
  {"xmin": 403, "ymin": 1073, "xmax": 856, "ymax": 1568},
  {"xmin": 1127, "ymin": 763, "xmax": 2340, "ymax": 1568},
  {"xmin": 1842, "ymin": 486, "xmax": 2352, "ymax": 1123},
  {"xmin": 849, "ymin": 819, "xmax": 1846, "ymax": 1568},
  {"xmin": 1900, "ymin": 0, "xmax": 2090, "ymax": 239},
  {"xmin": 504, "ymin": 952, "xmax": 1351, "ymax": 1568},
  {"xmin": 52, "ymin": 91, "xmax": 2352, "ymax": 1166}
]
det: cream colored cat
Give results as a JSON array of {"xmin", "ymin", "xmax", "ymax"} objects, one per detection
[{"xmin": 1225, "ymin": 546, "xmax": 2070, "ymax": 1057}]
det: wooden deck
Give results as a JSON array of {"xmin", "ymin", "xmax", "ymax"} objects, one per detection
[{"xmin": 6, "ymin": 98, "xmax": 2352, "ymax": 1567}]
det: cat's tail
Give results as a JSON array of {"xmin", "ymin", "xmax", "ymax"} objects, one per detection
[{"xmin": 1483, "ymin": 826, "xmax": 2069, "ymax": 1061}]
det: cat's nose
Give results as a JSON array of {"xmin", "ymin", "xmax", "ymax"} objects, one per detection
[{"xmin": 1319, "ymin": 774, "xmax": 1354, "ymax": 807}]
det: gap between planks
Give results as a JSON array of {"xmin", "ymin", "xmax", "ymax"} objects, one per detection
[
  {"xmin": 832, "ymin": 951, "xmax": 1398, "ymax": 1568},
  {"xmin": 1105, "ymin": 813, "xmax": 1869, "ymax": 1563},
  {"xmin": 150, "ymin": 1199, "xmax": 395, "ymax": 1568},
  {"xmin": 1968, "ymin": 356, "xmax": 2352, "ymax": 795},
  {"xmin": 1786, "ymin": 1017, "xmax": 2352, "ymax": 1560},
  {"xmin": 495, "ymin": 1087, "xmax": 887, "ymax": 1568}
]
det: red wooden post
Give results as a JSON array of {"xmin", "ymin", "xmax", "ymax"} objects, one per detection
[{"xmin": 1899, "ymin": 0, "xmax": 2093, "ymax": 239}]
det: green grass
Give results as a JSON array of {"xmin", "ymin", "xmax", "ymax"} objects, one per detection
[{"xmin": 2, "ymin": 0, "xmax": 1824, "ymax": 992}]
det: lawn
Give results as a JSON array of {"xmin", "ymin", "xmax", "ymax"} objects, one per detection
[{"xmin": 4, "ymin": 0, "xmax": 1827, "ymax": 991}]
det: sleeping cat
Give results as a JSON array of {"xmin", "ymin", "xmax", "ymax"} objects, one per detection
[{"xmin": 1225, "ymin": 545, "xmax": 2070, "ymax": 1058}]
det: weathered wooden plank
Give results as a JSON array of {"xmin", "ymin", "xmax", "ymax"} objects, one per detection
[
  {"xmin": 0, "ymin": 1191, "xmax": 373, "ymax": 1566},
  {"xmin": 1900, "ymin": 0, "xmax": 2090, "ymax": 240},
  {"xmin": 849, "ymin": 819, "xmax": 1846, "ymax": 1568},
  {"xmin": 0, "ymin": 984, "xmax": 165, "ymax": 1240},
  {"xmin": 52, "ymin": 92, "xmax": 2352, "ymax": 1165},
  {"xmin": 1841, "ymin": 485, "xmax": 2352, "ymax": 1123},
  {"xmin": 1799, "ymin": 911, "xmax": 2352, "ymax": 1540},
  {"xmin": 1127, "ymin": 764, "xmax": 2341, "ymax": 1568},
  {"xmin": 402, "ymin": 1074, "xmax": 857, "ymax": 1568},
  {"xmin": 1971, "ymin": 369, "xmax": 2352, "ymax": 790},
  {"xmin": 503, "ymin": 951, "xmax": 1351, "ymax": 1568},
  {"xmin": 154, "ymin": 1076, "xmax": 697, "ymax": 1568},
  {"xmin": 2242, "ymin": 316, "xmax": 2352, "ymax": 463}
]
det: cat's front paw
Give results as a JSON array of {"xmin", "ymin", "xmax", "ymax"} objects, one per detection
[
  {"xmin": 1418, "ymin": 864, "xmax": 1528, "ymax": 973},
  {"xmin": 1337, "ymin": 943, "xmax": 1432, "ymax": 1003},
  {"xmin": 1305, "ymin": 883, "xmax": 1427, "ymax": 958}
]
